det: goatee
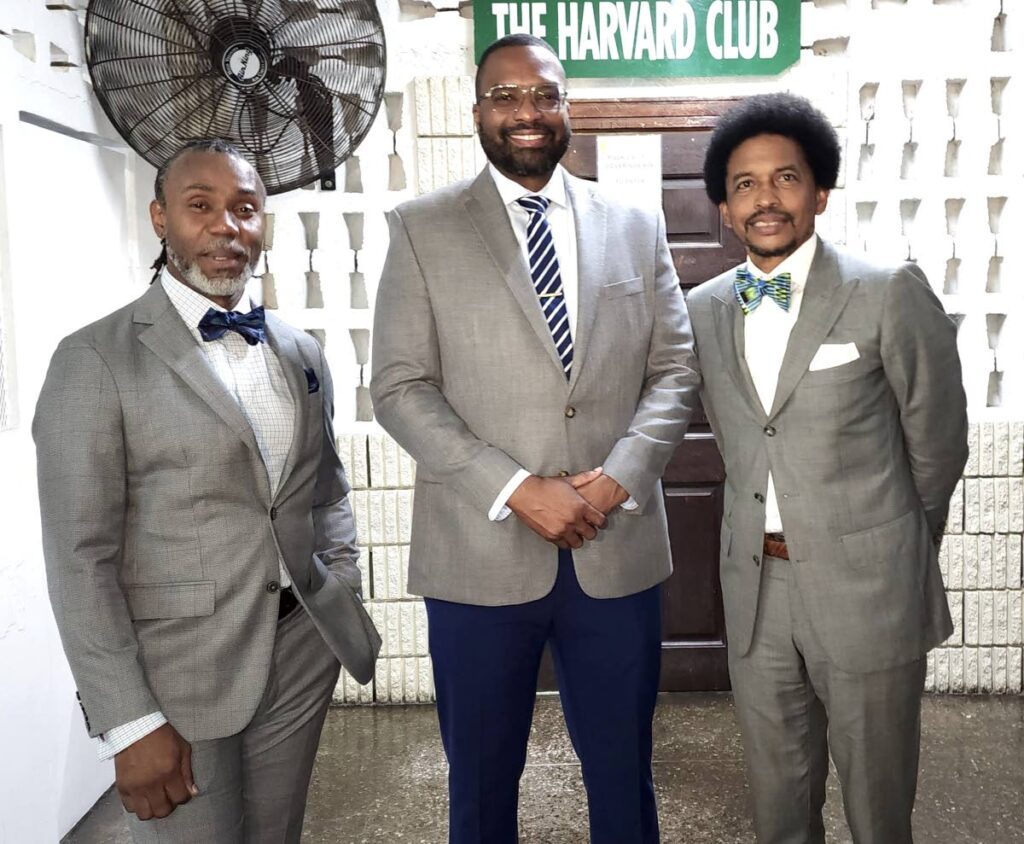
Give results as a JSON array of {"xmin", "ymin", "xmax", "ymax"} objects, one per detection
[
  {"xmin": 746, "ymin": 240, "xmax": 798, "ymax": 260},
  {"xmin": 167, "ymin": 244, "xmax": 254, "ymax": 300},
  {"xmin": 479, "ymin": 123, "xmax": 571, "ymax": 179}
]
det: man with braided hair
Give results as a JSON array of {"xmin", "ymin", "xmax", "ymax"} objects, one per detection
[{"xmin": 34, "ymin": 138, "xmax": 379, "ymax": 842}]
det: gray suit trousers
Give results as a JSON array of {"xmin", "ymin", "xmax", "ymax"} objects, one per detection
[
  {"xmin": 729, "ymin": 556, "xmax": 926, "ymax": 844},
  {"xmin": 126, "ymin": 607, "xmax": 341, "ymax": 843}
]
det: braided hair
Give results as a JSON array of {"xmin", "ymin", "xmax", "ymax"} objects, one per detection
[{"xmin": 149, "ymin": 138, "xmax": 253, "ymax": 283}]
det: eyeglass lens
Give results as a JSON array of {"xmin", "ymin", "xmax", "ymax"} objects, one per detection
[{"xmin": 486, "ymin": 85, "xmax": 564, "ymax": 111}]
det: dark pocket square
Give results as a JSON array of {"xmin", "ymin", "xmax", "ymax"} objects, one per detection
[{"xmin": 304, "ymin": 367, "xmax": 320, "ymax": 394}]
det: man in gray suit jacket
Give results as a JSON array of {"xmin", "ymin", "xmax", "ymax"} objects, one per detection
[
  {"xmin": 34, "ymin": 139, "xmax": 379, "ymax": 842},
  {"xmin": 686, "ymin": 94, "xmax": 968, "ymax": 843},
  {"xmin": 371, "ymin": 34, "xmax": 699, "ymax": 844}
]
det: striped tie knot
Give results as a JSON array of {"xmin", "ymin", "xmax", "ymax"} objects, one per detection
[
  {"xmin": 515, "ymin": 194, "xmax": 572, "ymax": 378},
  {"xmin": 517, "ymin": 194, "xmax": 551, "ymax": 215},
  {"xmin": 733, "ymin": 267, "xmax": 792, "ymax": 315}
]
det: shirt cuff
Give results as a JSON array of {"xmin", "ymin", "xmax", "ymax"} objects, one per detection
[
  {"xmin": 620, "ymin": 496, "xmax": 638, "ymax": 511},
  {"xmin": 489, "ymin": 469, "xmax": 531, "ymax": 521},
  {"xmin": 96, "ymin": 712, "xmax": 168, "ymax": 760}
]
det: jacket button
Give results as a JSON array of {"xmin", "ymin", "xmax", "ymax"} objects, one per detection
[
  {"xmin": 270, "ymin": 506, "xmax": 278, "ymax": 520},
  {"xmin": 266, "ymin": 580, "xmax": 280, "ymax": 593},
  {"xmin": 754, "ymin": 492, "xmax": 765, "ymax": 503},
  {"xmin": 752, "ymin": 555, "xmax": 760, "ymax": 566},
  {"xmin": 565, "ymin": 407, "xmax": 576, "ymax": 418},
  {"xmin": 764, "ymin": 425, "xmax": 776, "ymax": 437},
  {"xmin": 558, "ymin": 470, "xmax": 569, "ymax": 477}
]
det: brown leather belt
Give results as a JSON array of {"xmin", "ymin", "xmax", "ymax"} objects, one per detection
[{"xmin": 763, "ymin": 533, "xmax": 789, "ymax": 560}]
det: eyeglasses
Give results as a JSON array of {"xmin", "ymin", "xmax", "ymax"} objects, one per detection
[{"xmin": 478, "ymin": 84, "xmax": 567, "ymax": 113}]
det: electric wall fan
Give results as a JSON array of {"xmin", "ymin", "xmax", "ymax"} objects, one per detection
[{"xmin": 85, "ymin": 0, "xmax": 386, "ymax": 194}]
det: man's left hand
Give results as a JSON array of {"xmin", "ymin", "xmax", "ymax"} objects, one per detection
[{"xmin": 574, "ymin": 472, "xmax": 629, "ymax": 515}]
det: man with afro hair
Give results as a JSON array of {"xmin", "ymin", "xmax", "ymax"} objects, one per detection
[{"xmin": 686, "ymin": 92, "xmax": 968, "ymax": 843}]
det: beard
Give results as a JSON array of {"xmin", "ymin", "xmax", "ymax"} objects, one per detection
[
  {"xmin": 743, "ymin": 212, "xmax": 797, "ymax": 261},
  {"xmin": 745, "ymin": 239, "xmax": 798, "ymax": 260},
  {"xmin": 478, "ymin": 120, "xmax": 571, "ymax": 180},
  {"xmin": 167, "ymin": 242, "xmax": 255, "ymax": 300}
]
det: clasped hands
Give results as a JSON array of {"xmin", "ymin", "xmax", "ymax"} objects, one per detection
[{"xmin": 506, "ymin": 467, "xmax": 628, "ymax": 550}]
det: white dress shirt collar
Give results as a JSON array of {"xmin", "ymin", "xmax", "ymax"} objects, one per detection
[
  {"xmin": 160, "ymin": 269, "xmax": 259, "ymax": 341},
  {"xmin": 488, "ymin": 162, "xmax": 568, "ymax": 210}
]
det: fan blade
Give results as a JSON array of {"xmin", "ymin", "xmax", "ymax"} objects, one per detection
[
  {"xmin": 279, "ymin": 45, "xmax": 321, "ymax": 66},
  {"xmin": 320, "ymin": 43, "xmax": 383, "ymax": 68},
  {"xmin": 320, "ymin": 5, "xmax": 380, "ymax": 24},
  {"xmin": 278, "ymin": 0, "xmax": 320, "ymax": 22}
]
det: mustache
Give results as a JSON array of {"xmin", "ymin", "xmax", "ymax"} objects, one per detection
[
  {"xmin": 501, "ymin": 123, "xmax": 552, "ymax": 140},
  {"xmin": 200, "ymin": 240, "xmax": 249, "ymax": 257},
  {"xmin": 745, "ymin": 211, "xmax": 794, "ymax": 229}
]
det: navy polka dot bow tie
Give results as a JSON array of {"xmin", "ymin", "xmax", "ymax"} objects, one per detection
[
  {"xmin": 733, "ymin": 267, "xmax": 792, "ymax": 315},
  {"xmin": 198, "ymin": 306, "xmax": 267, "ymax": 345}
]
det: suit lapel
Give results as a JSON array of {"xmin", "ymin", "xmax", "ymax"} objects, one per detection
[
  {"xmin": 565, "ymin": 175, "xmax": 605, "ymax": 391},
  {"xmin": 134, "ymin": 284, "xmax": 262, "ymax": 460},
  {"xmin": 712, "ymin": 277, "xmax": 765, "ymax": 422},
  {"xmin": 264, "ymin": 316, "xmax": 307, "ymax": 502},
  {"xmin": 768, "ymin": 241, "xmax": 857, "ymax": 420},
  {"xmin": 464, "ymin": 169, "xmax": 566, "ymax": 375}
]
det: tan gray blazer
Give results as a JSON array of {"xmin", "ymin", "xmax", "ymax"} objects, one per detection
[
  {"xmin": 34, "ymin": 283, "xmax": 380, "ymax": 741},
  {"xmin": 370, "ymin": 168, "xmax": 700, "ymax": 605},
  {"xmin": 686, "ymin": 240, "xmax": 969, "ymax": 673}
]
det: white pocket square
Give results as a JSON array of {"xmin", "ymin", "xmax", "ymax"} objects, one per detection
[{"xmin": 809, "ymin": 342, "xmax": 859, "ymax": 371}]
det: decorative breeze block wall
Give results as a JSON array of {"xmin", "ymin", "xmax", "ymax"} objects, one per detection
[
  {"xmin": 933, "ymin": 423, "xmax": 1023, "ymax": 691},
  {"xmin": 339, "ymin": 0, "xmax": 1022, "ymax": 702}
]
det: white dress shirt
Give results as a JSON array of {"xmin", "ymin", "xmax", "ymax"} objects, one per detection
[
  {"xmin": 741, "ymin": 233, "xmax": 819, "ymax": 534},
  {"xmin": 96, "ymin": 270, "xmax": 296, "ymax": 759},
  {"xmin": 484, "ymin": 165, "xmax": 635, "ymax": 520},
  {"xmin": 488, "ymin": 164, "xmax": 575, "ymax": 519}
]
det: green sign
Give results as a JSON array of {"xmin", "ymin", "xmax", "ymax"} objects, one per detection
[{"xmin": 473, "ymin": 0, "xmax": 801, "ymax": 78}]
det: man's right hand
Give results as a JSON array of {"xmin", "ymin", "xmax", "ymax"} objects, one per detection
[
  {"xmin": 114, "ymin": 722, "xmax": 198, "ymax": 821},
  {"xmin": 507, "ymin": 472, "xmax": 608, "ymax": 549}
]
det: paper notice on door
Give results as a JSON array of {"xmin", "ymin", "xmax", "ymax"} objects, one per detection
[{"xmin": 596, "ymin": 134, "xmax": 662, "ymax": 213}]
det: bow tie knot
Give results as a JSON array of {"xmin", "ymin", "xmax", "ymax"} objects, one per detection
[
  {"xmin": 198, "ymin": 306, "xmax": 267, "ymax": 345},
  {"xmin": 733, "ymin": 267, "xmax": 792, "ymax": 315}
]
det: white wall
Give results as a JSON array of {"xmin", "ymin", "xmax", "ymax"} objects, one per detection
[{"xmin": 0, "ymin": 2, "xmax": 155, "ymax": 839}]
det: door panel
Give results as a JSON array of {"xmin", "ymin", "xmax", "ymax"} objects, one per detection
[{"xmin": 544, "ymin": 101, "xmax": 743, "ymax": 691}]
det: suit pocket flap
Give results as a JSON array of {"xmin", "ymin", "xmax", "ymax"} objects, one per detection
[
  {"xmin": 600, "ymin": 276, "xmax": 644, "ymax": 299},
  {"xmin": 124, "ymin": 580, "xmax": 216, "ymax": 620},
  {"xmin": 839, "ymin": 510, "xmax": 916, "ymax": 565}
]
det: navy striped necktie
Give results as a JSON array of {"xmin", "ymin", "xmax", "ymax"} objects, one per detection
[{"xmin": 517, "ymin": 195, "xmax": 573, "ymax": 379}]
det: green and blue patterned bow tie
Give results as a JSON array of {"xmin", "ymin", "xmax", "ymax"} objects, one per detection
[{"xmin": 733, "ymin": 267, "xmax": 792, "ymax": 315}]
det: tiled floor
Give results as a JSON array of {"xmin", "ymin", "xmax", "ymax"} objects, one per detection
[{"xmin": 64, "ymin": 693, "xmax": 1024, "ymax": 843}]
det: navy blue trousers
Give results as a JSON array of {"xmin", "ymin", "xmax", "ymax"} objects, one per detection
[{"xmin": 425, "ymin": 550, "xmax": 662, "ymax": 844}]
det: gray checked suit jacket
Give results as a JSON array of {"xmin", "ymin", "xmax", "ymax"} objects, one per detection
[
  {"xmin": 34, "ymin": 282, "xmax": 380, "ymax": 741},
  {"xmin": 686, "ymin": 240, "xmax": 969, "ymax": 673},
  {"xmin": 370, "ymin": 168, "xmax": 700, "ymax": 605}
]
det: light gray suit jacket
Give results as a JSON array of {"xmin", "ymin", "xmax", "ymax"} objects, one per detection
[
  {"xmin": 686, "ymin": 240, "xmax": 969, "ymax": 673},
  {"xmin": 34, "ymin": 282, "xmax": 380, "ymax": 741},
  {"xmin": 370, "ymin": 168, "xmax": 700, "ymax": 605}
]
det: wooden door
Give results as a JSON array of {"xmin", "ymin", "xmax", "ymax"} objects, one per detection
[{"xmin": 558, "ymin": 99, "xmax": 746, "ymax": 691}]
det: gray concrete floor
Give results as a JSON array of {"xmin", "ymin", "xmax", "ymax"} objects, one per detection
[{"xmin": 64, "ymin": 693, "xmax": 1023, "ymax": 843}]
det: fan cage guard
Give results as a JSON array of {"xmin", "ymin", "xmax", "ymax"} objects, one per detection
[{"xmin": 85, "ymin": 0, "xmax": 386, "ymax": 194}]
